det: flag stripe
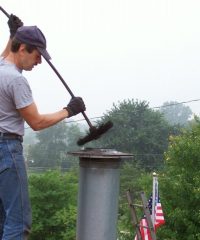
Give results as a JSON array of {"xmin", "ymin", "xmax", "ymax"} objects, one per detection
[{"xmin": 134, "ymin": 177, "xmax": 165, "ymax": 240}]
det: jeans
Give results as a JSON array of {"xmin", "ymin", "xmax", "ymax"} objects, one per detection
[{"xmin": 0, "ymin": 138, "xmax": 32, "ymax": 240}]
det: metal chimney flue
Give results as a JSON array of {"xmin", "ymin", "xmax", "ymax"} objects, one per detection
[{"xmin": 69, "ymin": 148, "xmax": 133, "ymax": 240}]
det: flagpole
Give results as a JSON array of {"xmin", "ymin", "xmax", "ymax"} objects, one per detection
[{"xmin": 152, "ymin": 172, "xmax": 157, "ymax": 228}]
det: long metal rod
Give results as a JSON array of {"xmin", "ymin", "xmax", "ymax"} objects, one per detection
[
  {"xmin": 0, "ymin": 6, "xmax": 9, "ymax": 17},
  {"xmin": 0, "ymin": 5, "xmax": 94, "ymax": 129},
  {"xmin": 152, "ymin": 174, "xmax": 157, "ymax": 226},
  {"xmin": 44, "ymin": 58, "xmax": 93, "ymax": 128}
]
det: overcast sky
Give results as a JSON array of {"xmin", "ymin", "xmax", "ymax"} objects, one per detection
[{"xmin": 1, "ymin": 0, "xmax": 200, "ymax": 125}]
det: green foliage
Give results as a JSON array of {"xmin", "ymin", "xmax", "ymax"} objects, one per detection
[
  {"xmin": 24, "ymin": 99, "xmax": 198, "ymax": 239},
  {"xmin": 118, "ymin": 161, "xmax": 142, "ymax": 238},
  {"xmin": 160, "ymin": 101, "xmax": 192, "ymax": 126},
  {"xmin": 90, "ymin": 99, "xmax": 178, "ymax": 171},
  {"xmin": 29, "ymin": 170, "xmax": 78, "ymax": 240},
  {"xmin": 27, "ymin": 122, "xmax": 81, "ymax": 169},
  {"xmin": 159, "ymin": 120, "xmax": 200, "ymax": 239},
  {"xmin": 117, "ymin": 161, "xmax": 155, "ymax": 239}
]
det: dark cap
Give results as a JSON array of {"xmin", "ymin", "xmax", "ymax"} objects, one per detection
[{"xmin": 14, "ymin": 26, "xmax": 51, "ymax": 60}]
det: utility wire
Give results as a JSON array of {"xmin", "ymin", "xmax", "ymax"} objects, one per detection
[
  {"xmin": 24, "ymin": 98, "xmax": 200, "ymax": 129},
  {"xmin": 153, "ymin": 98, "xmax": 200, "ymax": 109},
  {"xmin": 63, "ymin": 98, "xmax": 200, "ymax": 124}
]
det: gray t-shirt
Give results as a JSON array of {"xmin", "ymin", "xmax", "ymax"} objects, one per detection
[{"xmin": 0, "ymin": 57, "xmax": 34, "ymax": 135}]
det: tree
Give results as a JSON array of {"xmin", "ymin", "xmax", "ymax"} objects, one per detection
[
  {"xmin": 89, "ymin": 99, "xmax": 178, "ymax": 171},
  {"xmin": 29, "ymin": 170, "xmax": 78, "ymax": 240},
  {"xmin": 159, "ymin": 101, "xmax": 192, "ymax": 126},
  {"xmin": 159, "ymin": 118, "xmax": 200, "ymax": 239},
  {"xmin": 117, "ymin": 161, "xmax": 150, "ymax": 240},
  {"xmin": 27, "ymin": 122, "xmax": 82, "ymax": 169}
]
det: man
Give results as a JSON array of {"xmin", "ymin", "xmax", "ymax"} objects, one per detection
[{"xmin": 0, "ymin": 15, "xmax": 85, "ymax": 239}]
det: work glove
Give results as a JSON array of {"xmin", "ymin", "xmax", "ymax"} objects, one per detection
[
  {"xmin": 7, "ymin": 14, "xmax": 23, "ymax": 38},
  {"xmin": 65, "ymin": 97, "xmax": 86, "ymax": 118}
]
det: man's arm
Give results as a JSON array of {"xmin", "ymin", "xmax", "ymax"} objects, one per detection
[
  {"xmin": 1, "ymin": 39, "xmax": 12, "ymax": 57},
  {"xmin": 18, "ymin": 97, "xmax": 85, "ymax": 131},
  {"xmin": 18, "ymin": 102, "xmax": 68, "ymax": 131},
  {"xmin": 1, "ymin": 14, "xmax": 23, "ymax": 57}
]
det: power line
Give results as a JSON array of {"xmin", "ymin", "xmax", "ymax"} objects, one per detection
[
  {"xmin": 24, "ymin": 98, "xmax": 200, "ymax": 129},
  {"xmin": 153, "ymin": 98, "xmax": 200, "ymax": 109},
  {"xmin": 65, "ymin": 98, "xmax": 200, "ymax": 124}
]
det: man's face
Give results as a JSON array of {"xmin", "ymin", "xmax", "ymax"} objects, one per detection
[{"xmin": 18, "ymin": 46, "xmax": 42, "ymax": 71}]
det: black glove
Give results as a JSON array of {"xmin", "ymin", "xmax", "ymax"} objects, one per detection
[
  {"xmin": 7, "ymin": 14, "xmax": 23, "ymax": 38},
  {"xmin": 65, "ymin": 97, "xmax": 86, "ymax": 117}
]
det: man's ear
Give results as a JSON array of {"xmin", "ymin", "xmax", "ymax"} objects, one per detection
[{"xmin": 19, "ymin": 43, "xmax": 27, "ymax": 53}]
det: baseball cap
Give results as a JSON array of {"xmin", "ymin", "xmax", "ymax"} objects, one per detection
[{"xmin": 14, "ymin": 25, "xmax": 51, "ymax": 60}]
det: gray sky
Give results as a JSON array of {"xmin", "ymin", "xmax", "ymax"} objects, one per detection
[{"xmin": 1, "ymin": 0, "xmax": 200, "ymax": 124}]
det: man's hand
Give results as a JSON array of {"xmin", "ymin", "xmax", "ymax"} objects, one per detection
[
  {"xmin": 8, "ymin": 14, "xmax": 23, "ymax": 38},
  {"xmin": 65, "ymin": 97, "xmax": 86, "ymax": 118}
]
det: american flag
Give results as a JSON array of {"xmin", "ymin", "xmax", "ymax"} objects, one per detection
[
  {"xmin": 154, "ymin": 195, "xmax": 165, "ymax": 229},
  {"xmin": 134, "ymin": 177, "xmax": 165, "ymax": 240}
]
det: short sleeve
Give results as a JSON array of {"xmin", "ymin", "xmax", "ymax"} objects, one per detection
[{"xmin": 10, "ymin": 76, "xmax": 34, "ymax": 109}]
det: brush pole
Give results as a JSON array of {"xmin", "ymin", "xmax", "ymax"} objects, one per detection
[
  {"xmin": 0, "ymin": 6, "xmax": 10, "ymax": 18},
  {"xmin": 45, "ymin": 58, "xmax": 94, "ymax": 129},
  {"xmin": 0, "ymin": 6, "xmax": 94, "ymax": 129}
]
